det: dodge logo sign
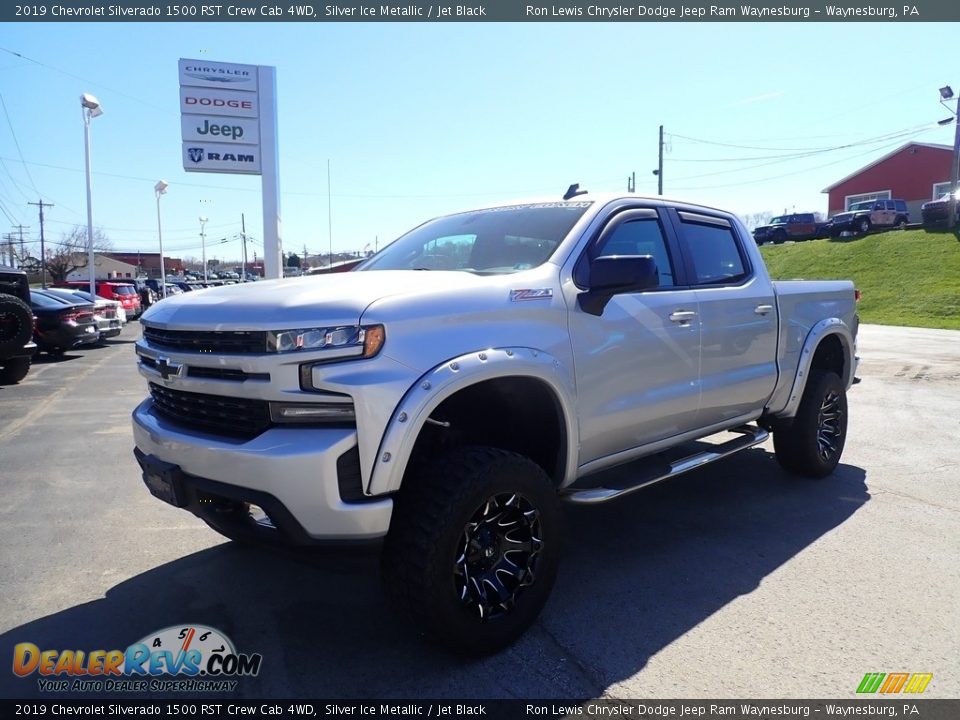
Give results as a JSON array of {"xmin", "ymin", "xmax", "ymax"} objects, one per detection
[{"xmin": 188, "ymin": 147, "xmax": 204, "ymax": 164}]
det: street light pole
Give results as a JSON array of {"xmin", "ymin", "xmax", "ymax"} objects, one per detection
[
  {"xmin": 199, "ymin": 216, "xmax": 209, "ymax": 281},
  {"xmin": 939, "ymin": 86, "xmax": 960, "ymax": 228},
  {"xmin": 951, "ymin": 96, "xmax": 960, "ymax": 229},
  {"xmin": 155, "ymin": 180, "xmax": 169, "ymax": 298},
  {"xmin": 81, "ymin": 93, "xmax": 102, "ymax": 300}
]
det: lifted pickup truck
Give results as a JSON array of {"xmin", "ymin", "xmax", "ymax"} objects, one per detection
[
  {"xmin": 132, "ymin": 190, "xmax": 858, "ymax": 655},
  {"xmin": 0, "ymin": 265, "xmax": 36, "ymax": 384},
  {"xmin": 753, "ymin": 213, "xmax": 828, "ymax": 244}
]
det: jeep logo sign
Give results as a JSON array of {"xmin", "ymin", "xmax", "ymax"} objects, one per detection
[
  {"xmin": 182, "ymin": 142, "xmax": 261, "ymax": 175},
  {"xmin": 180, "ymin": 115, "xmax": 259, "ymax": 145}
]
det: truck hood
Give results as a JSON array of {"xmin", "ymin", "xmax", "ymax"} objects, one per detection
[{"xmin": 140, "ymin": 270, "xmax": 489, "ymax": 330}]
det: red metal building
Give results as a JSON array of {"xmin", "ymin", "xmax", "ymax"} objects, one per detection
[
  {"xmin": 103, "ymin": 252, "xmax": 184, "ymax": 278},
  {"xmin": 822, "ymin": 142, "xmax": 954, "ymax": 220}
]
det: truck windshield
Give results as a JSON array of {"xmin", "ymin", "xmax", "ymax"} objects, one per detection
[{"xmin": 358, "ymin": 202, "xmax": 592, "ymax": 274}]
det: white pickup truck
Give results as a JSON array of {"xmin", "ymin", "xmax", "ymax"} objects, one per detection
[{"xmin": 132, "ymin": 190, "xmax": 858, "ymax": 655}]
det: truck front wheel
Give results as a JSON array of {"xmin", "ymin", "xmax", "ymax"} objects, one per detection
[
  {"xmin": 773, "ymin": 370, "xmax": 848, "ymax": 478},
  {"xmin": 382, "ymin": 446, "xmax": 562, "ymax": 655}
]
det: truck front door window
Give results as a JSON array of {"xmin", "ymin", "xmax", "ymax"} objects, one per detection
[{"xmin": 594, "ymin": 218, "xmax": 675, "ymax": 287}]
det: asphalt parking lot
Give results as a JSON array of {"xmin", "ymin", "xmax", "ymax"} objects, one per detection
[{"xmin": 0, "ymin": 324, "xmax": 957, "ymax": 700}]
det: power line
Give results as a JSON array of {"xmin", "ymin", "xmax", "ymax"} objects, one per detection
[
  {"xmin": 669, "ymin": 136, "xmax": 922, "ymax": 192},
  {"xmin": 667, "ymin": 121, "xmax": 942, "ymax": 153},
  {"xmin": 0, "ymin": 91, "xmax": 39, "ymax": 194},
  {"xmin": 0, "ymin": 46, "xmax": 169, "ymax": 113},
  {"xmin": 668, "ymin": 127, "xmax": 934, "ymax": 183}
]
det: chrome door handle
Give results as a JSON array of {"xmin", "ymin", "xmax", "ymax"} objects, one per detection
[
  {"xmin": 754, "ymin": 304, "xmax": 774, "ymax": 315},
  {"xmin": 669, "ymin": 310, "xmax": 697, "ymax": 323}
]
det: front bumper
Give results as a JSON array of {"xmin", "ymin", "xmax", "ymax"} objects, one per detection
[{"xmin": 132, "ymin": 398, "xmax": 393, "ymax": 542}]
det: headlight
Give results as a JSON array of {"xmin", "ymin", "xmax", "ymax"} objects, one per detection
[{"xmin": 267, "ymin": 324, "xmax": 385, "ymax": 358}]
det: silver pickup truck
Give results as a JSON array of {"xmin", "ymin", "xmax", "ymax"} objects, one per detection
[{"xmin": 132, "ymin": 190, "xmax": 858, "ymax": 655}]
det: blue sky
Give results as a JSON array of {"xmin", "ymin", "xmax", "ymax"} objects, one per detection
[{"xmin": 0, "ymin": 22, "xmax": 957, "ymax": 265}]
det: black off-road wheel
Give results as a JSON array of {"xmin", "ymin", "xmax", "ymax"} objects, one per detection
[
  {"xmin": 857, "ymin": 217, "xmax": 871, "ymax": 234},
  {"xmin": 773, "ymin": 370, "xmax": 848, "ymax": 478},
  {"xmin": 382, "ymin": 446, "xmax": 562, "ymax": 656},
  {"xmin": 0, "ymin": 356, "xmax": 31, "ymax": 384},
  {"xmin": 0, "ymin": 294, "xmax": 33, "ymax": 358}
]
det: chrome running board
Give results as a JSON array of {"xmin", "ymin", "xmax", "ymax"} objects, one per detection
[{"xmin": 564, "ymin": 424, "xmax": 769, "ymax": 505}]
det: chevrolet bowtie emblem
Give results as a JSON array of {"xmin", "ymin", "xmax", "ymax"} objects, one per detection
[{"xmin": 156, "ymin": 356, "xmax": 184, "ymax": 381}]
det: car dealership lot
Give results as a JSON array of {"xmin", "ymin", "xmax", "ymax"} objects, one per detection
[{"xmin": 0, "ymin": 325, "xmax": 957, "ymax": 699}]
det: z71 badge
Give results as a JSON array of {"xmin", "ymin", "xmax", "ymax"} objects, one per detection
[{"xmin": 510, "ymin": 288, "xmax": 553, "ymax": 302}]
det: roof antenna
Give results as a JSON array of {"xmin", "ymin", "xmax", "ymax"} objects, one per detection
[{"xmin": 563, "ymin": 183, "xmax": 588, "ymax": 200}]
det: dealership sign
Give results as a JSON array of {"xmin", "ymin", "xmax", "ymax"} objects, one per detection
[
  {"xmin": 178, "ymin": 57, "xmax": 283, "ymax": 281},
  {"xmin": 179, "ymin": 59, "xmax": 260, "ymax": 174}
]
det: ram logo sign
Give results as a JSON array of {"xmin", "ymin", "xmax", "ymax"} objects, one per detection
[{"xmin": 182, "ymin": 143, "xmax": 261, "ymax": 175}]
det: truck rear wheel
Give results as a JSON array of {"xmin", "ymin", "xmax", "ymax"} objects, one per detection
[
  {"xmin": 0, "ymin": 356, "xmax": 31, "ymax": 384},
  {"xmin": 0, "ymin": 294, "xmax": 33, "ymax": 357},
  {"xmin": 382, "ymin": 446, "xmax": 561, "ymax": 655},
  {"xmin": 773, "ymin": 370, "xmax": 847, "ymax": 478}
]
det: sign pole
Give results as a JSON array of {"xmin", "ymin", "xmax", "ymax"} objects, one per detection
[{"xmin": 259, "ymin": 66, "xmax": 282, "ymax": 280}]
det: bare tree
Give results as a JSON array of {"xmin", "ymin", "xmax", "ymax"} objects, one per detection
[
  {"xmin": 46, "ymin": 226, "xmax": 112, "ymax": 283},
  {"xmin": 739, "ymin": 211, "xmax": 776, "ymax": 231}
]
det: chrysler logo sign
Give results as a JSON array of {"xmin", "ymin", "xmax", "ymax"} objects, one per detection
[{"xmin": 183, "ymin": 66, "xmax": 252, "ymax": 84}]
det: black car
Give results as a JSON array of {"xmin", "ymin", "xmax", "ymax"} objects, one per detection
[
  {"xmin": 38, "ymin": 288, "xmax": 122, "ymax": 341},
  {"xmin": 29, "ymin": 290, "xmax": 100, "ymax": 355}
]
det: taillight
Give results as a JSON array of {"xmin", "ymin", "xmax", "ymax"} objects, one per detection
[
  {"xmin": 60, "ymin": 312, "xmax": 81, "ymax": 324},
  {"xmin": 855, "ymin": 289, "xmax": 862, "ymax": 302}
]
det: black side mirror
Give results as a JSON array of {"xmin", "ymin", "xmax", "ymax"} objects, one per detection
[{"xmin": 579, "ymin": 255, "xmax": 659, "ymax": 316}]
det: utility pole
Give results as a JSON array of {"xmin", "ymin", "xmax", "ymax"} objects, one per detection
[
  {"xmin": 30, "ymin": 201, "xmax": 53, "ymax": 286},
  {"xmin": 327, "ymin": 159, "xmax": 333, "ymax": 266},
  {"xmin": 627, "ymin": 172, "xmax": 636, "ymax": 193},
  {"xmin": 240, "ymin": 213, "xmax": 249, "ymax": 280},
  {"xmin": 656, "ymin": 125, "xmax": 664, "ymax": 195},
  {"xmin": 2, "ymin": 233, "xmax": 15, "ymax": 267},
  {"xmin": 10, "ymin": 224, "xmax": 30, "ymax": 265}
]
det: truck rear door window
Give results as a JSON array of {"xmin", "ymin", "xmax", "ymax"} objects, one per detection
[{"xmin": 678, "ymin": 217, "xmax": 747, "ymax": 285}]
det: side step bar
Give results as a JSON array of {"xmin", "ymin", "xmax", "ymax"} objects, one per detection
[{"xmin": 563, "ymin": 425, "xmax": 769, "ymax": 505}]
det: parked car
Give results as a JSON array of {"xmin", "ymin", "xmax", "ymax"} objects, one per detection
[
  {"xmin": 921, "ymin": 193, "xmax": 957, "ymax": 228},
  {"xmin": 132, "ymin": 189, "xmax": 859, "ymax": 655},
  {"xmin": 828, "ymin": 198, "xmax": 910, "ymax": 236},
  {"xmin": 753, "ymin": 213, "xmax": 829, "ymax": 245},
  {"xmin": 39, "ymin": 288, "xmax": 123, "ymax": 340},
  {"xmin": 29, "ymin": 290, "xmax": 99, "ymax": 354},
  {"xmin": 62, "ymin": 280, "xmax": 142, "ymax": 319},
  {"xmin": 123, "ymin": 278, "xmax": 158, "ymax": 310},
  {"xmin": 0, "ymin": 265, "xmax": 36, "ymax": 384}
]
